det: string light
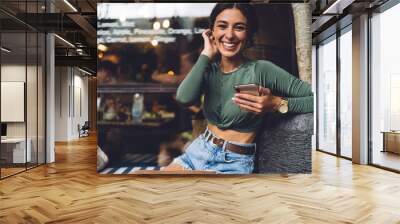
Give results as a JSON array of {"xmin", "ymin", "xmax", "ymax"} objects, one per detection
[
  {"xmin": 151, "ymin": 39, "xmax": 158, "ymax": 46},
  {"xmin": 162, "ymin": 19, "xmax": 170, "ymax": 28},
  {"xmin": 153, "ymin": 21, "xmax": 161, "ymax": 30},
  {"xmin": 119, "ymin": 14, "xmax": 126, "ymax": 22},
  {"xmin": 97, "ymin": 44, "xmax": 108, "ymax": 52}
]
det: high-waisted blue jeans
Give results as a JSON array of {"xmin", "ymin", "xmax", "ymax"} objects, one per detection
[{"xmin": 172, "ymin": 129, "xmax": 256, "ymax": 174}]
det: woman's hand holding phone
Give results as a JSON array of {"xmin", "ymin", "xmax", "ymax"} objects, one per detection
[
  {"xmin": 232, "ymin": 87, "xmax": 283, "ymax": 115},
  {"xmin": 201, "ymin": 29, "xmax": 218, "ymax": 59}
]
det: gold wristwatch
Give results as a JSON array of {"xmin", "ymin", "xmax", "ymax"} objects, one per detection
[{"xmin": 277, "ymin": 98, "xmax": 288, "ymax": 114}]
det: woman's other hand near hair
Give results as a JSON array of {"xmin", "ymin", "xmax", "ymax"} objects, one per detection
[{"xmin": 201, "ymin": 29, "xmax": 218, "ymax": 60}]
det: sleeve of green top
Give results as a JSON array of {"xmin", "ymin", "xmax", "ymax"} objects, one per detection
[
  {"xmin": 176, "ymin": 54, "xmax": 210, "ymax": 106},
  {"xmin": 256, "ymin": 60, "xmax": 314, "ymax": 113}
]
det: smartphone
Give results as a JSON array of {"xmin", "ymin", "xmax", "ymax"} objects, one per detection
[{"xmin": 234, "ymin": 84, "xmax": 260, "ymax": 96}]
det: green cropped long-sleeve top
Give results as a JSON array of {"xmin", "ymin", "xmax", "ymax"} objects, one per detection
[{"xmin": 176, "ymin": 55, "xmax": 314, "ymax": 133}]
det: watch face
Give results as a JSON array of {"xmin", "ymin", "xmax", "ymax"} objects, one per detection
[
  {"xmin": 278, "ymin": 101, "xmax": 288, "ymax": 113},
  {"xmin": 279, "ymin": 105, "xmax": 288, "ymax": 113}
]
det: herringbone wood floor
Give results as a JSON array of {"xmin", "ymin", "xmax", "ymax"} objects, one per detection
[{"xmin": 1, "ymin": 135, "xmax": 400, "ymax": 224}]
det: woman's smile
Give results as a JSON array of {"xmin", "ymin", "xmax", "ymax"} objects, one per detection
[
  {"xmin": 221, "ymin": 40, "xmax": 240, "ymax": 51},
  {"xmin": 212, "ymin": 8, "xmax": 248, "ymax": 59}
]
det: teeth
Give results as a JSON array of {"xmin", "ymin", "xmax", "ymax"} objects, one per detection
[{"xmin": 222, "ymin": 42, "xmax": 236, "ymax": 49}]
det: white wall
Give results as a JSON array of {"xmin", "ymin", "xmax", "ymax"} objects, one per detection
[
  {"xmin": 1, "ymin": 64, "xmax": 46, "ymax": 163},
  {"xmin": 55, "ymin": 67, "xmax": 69, "ymax": 141},
  {"xmin": 55, "ymin": 67, "xmax": 89, "ymax": 141},
  {"xmin": 1, "ymin": 65, "xmax": 26, "ymax": 139}
]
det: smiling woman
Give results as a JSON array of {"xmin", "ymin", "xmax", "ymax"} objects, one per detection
[{"xmin": 163, "ymin": 3, "xmax": 314, "ymax": 174}]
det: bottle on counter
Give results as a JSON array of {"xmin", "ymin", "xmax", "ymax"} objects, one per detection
[{"xmin": 132, "ymin": 93, "xmax": 144, "ymax": 123}]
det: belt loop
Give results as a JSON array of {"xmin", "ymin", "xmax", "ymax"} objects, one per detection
[
  {"xmin": 204, "ymin": 129, "xmax": 209, "ymax": 140},
  {"xmin": 222, "ymin": 140, "xmax": 227, "ymax": 151},
  {"xmin": 207, "ymin": 133, "xmax": 213, "ymax": 142}
]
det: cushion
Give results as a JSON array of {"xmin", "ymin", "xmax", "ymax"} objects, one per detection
[{"xmin": 256, "ymin": 113, "xmax": 313, "ymax": 173}]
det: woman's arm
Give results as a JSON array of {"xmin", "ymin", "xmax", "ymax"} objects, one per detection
[
  {"xmin": 175, "ymin": 54, "xmax": 210, "ymax": 106},
  {"xmin": 176, "ymin": 29, "xmax": 218, "ymax": 106},
  {"xmin": 233, "ymin": 61, "xmax": 313, "ymax": 114},
  {"xmin": 284, "ymin": 96, "xmax": 313, "ymax": 113},
  {"xmin": 257, "ymin": 61, "xmax": 313, "ymax": 113}
]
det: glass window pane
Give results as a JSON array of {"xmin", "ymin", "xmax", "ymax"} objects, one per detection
[
  {"xmin": 1, "ymin": 0, "xmax": 46, "ymax": 179},
  {"xmin": 1, "ymin": 31, "xmax": 27, "ymax": 177},
  {"xmin": 318, "ymin": 36, "xmax": 337, "ymax": 154},
  {"xmin": 340, "ymin": 28, "xmax": 352, "ymax": 158},
  {"xmin": 371, "ymin": 3, "xmax": 400, "ymax": 171}
]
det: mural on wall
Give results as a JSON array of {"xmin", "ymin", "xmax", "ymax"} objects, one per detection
[{"xmin": 96, "ymin": 3, "xmax": 314, "ymax": 175}]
